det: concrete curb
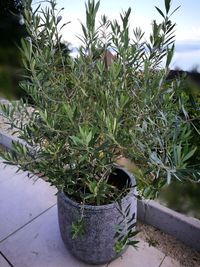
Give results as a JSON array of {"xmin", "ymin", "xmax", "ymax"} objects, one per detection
[
  {"xmin": 0, "ymin": 131, "xmax": 22, "ymax": 150},
  {"xmin": 0, "ymin": 130, "xmax": 200, "ymax": 252},
  {"xmin": 137, "ymin": 199, "xmax": 200, "ymax": 252}
]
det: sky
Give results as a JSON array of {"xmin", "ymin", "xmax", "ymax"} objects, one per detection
[{"xmin": 33, "ymin": 0, "xmax": 200, "ymax": 71}]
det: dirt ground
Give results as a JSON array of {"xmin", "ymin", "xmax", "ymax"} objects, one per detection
[{"xmin": 137, "ymin": 221, "xmax": 200, "ymax": 267}]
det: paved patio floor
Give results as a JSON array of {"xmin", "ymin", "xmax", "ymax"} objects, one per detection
[{"xmin": 0, "ymin": 161, "xmax": 182, "ymax": 267}]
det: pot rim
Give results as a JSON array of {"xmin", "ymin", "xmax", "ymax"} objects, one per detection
[{"xmin": 58, "ymin": 166, "xmax": 136, "ymax": 211}]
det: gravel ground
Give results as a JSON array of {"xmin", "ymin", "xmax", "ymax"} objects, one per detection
[
  {"xmin": 0, "ymin": 99, "xmax": 200, "ymax": 267},
  {"xmin": 0, "ymin": 116, "xmax": 14, "ymax": 135},
  {"xmin": 0, "ymin": 143, "xmax": 7, "ymax": 151},
  {"xmin": 0, "ymin": 99, "xmax": 34, "ymax": 136},
  {"xmin": 137, "ymin": 221, "xmax": 200, "ymax": 267},
  {"xmin": 0, "ymin": 99, "xmax": 18, "ymax": 135}
]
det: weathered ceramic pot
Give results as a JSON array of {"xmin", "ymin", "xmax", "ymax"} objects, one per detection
[{"xmin": 57, "ymin": 167, "xmax": 137, "ymax": 265}]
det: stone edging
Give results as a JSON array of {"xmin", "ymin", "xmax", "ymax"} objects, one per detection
[
  {"xmin": 0, "ymin": 130, "xmax": 199, "ymax": 252},
  {"xmin": 0, "ymin": 131, "xmax": 23, "ymax": 150},
  {"xmin": 137, "ymin": 199, "xmax": 200, "ymax": 252}
]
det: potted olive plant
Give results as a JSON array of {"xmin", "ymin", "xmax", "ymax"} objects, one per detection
[{"xmin": 1, "ymin": 0, "xmax": 199, "ymax": 264}]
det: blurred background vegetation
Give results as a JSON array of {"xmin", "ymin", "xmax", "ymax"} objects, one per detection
[
  {"xmin": 159, "ymin": 180, "xmax": 200, "ymax": 219},
  {"xmin": 161, "ymin": 70, "xmax": 200, "ymax": 219},
  {"xmin": 0, "ymin": 0, "xmax": 26, "ymax": 99},
  {"xmin": 0, "ymin": 0, "xmax": 72, "ymax": 100}
]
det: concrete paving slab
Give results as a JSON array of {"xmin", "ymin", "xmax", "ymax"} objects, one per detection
[
  {"xmin": 160, "ymin": 256, "xmax": 182, "ymax": 267},
  {"xmin": 0, "ymin": 205, "xmax": 102, "ymax": 267},
  {"xmin": 0, "ymin": 162, "xmax": 19, "ymax": 182},
  {"xmin": 0, "ymin": 163, "xmax": 57, "ymax": 241},
  {"xmin": 0, "ymin": 205, "xmax": 167, "ymax": 267},
  {"xmin": 107, "ymin": 240, "xmax": 165, "ymax": 267},
  {"xmin": 0, "ymin": 254, "xmax": 12, "ymax": 267}
]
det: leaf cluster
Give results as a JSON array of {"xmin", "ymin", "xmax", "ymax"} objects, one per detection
[{"xmin": 0, "ymin": 0, "xmax": 199, "ymax": 206}]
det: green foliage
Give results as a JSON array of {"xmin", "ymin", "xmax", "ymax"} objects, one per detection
[
  {"xmin": 0, "ymin": 0, "xmax": 200, "ymax": 211},
  {"xmin": 114, "ymin": 203, "xmax": 139, "ymax": 253},
  {"xmin": 1, "ymin": 0, "xmax": 200, "ymax": 252},
  {"xmin": 71, "ymin": 218, "xmax": 85, "ymax": 239},
  {"xmin": 146, "ymin": 236, "xmax": 159, "ymax": 247}
]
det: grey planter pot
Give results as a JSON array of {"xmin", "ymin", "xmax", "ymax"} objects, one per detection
[{"xmin": 57, "ymin": 167, "xmax": 137, "ymax": 265}]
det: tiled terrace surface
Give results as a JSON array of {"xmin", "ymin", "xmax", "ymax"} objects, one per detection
[{"xmin": 0, "ymin": 161, "xmax": 187, "ymax": 267}]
